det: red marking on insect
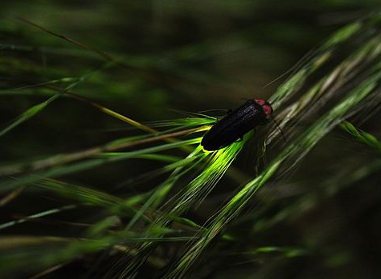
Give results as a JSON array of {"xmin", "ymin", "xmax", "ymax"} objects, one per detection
[{"xmin": 254, "ymin": 99, "xmax": 273, "ymax": 117}]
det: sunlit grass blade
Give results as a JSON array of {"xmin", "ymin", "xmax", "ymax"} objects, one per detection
[
  {"xmin": 0, "ymin": 137, "xmax": 200, "ymax": 192},
  {"xmin": 0, "ymin": 62, "xmax": 114, "ymax": 138},
  {"xmin": 117, "ymin": 134, "xmax": 252, "ymax": 276},
  {"xmin": 0, "ymin": 94, "xmax": 58, "ymax": 138},
  {"xmin": 340, "ymin": 121, "xmax": 381, "ymax": 155},
  {"xmin": 0, "ymin": 205, "xmax": 76, "ymax": 231}
]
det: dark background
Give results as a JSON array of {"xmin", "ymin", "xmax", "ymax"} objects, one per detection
[{"xmin": 1, "ymin": 1, "xmax": 381, "ymax": 279}]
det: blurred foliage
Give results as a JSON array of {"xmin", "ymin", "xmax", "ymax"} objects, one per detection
[{"xmin": 1, "ymin": 1, "xmax": 381, "ymax": 279}]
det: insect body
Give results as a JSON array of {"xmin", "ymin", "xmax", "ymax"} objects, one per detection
[{"xmin": 201, "ymin": 99, "xmax": 273, "ymax": 151}]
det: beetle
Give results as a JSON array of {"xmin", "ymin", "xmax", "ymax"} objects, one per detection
[{"xmin": 201, "ymin": 99, "xmax": 273, "ymax": 151}]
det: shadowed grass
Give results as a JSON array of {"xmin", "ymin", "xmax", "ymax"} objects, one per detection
[{"xmin": 1, "ymin": 9, "xmax": 381, "ymax": 279}]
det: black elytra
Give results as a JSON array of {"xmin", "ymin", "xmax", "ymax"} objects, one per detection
[{"xmin": 201, "ymin": 99, "xmax": 273, "ymax": 151}]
